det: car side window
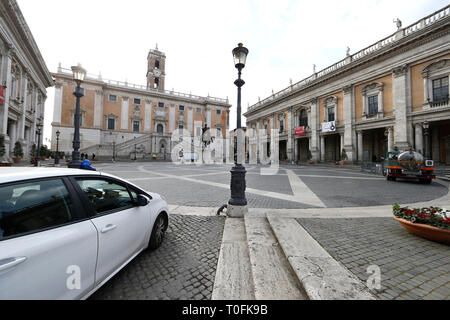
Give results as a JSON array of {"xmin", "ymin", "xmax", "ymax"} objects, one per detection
[
  {"xmin": 75, "ymin": 178, "xmax": 134, "ymax": 215},
  {"xmin": 0, "ymin": 179, "xmax": 76, "ymax": 240}
]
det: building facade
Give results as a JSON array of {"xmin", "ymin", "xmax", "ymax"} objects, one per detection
[
  {"xmin": 0, "ymin": 0, "xmax": 53, "ymax": 161},
  {"xmin": 244, "ymin": 6, "xmax": 450, "ymax": 165},
  {"xmin": 51, "ymin": 47, "xmax": 231, "ymax": 160}
]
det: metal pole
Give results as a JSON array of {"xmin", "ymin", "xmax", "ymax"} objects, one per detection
[
  {"xmin": 55, "ymin": 136, "xmax": 59, "ymax": 165},
  {"xmin": 424, "ymin": 128, "xmax": 430, "ymax": 160},
  {"xmin": 35, "ymin": 130, "xmax": 41, "ymax": 167},
  {"xmin": 68, "ymin": 83, "xmax": 83, "ymax": 168},
  {"xmin": 228, "ymin": 69, "xmax": 247, "ymax": 207}
]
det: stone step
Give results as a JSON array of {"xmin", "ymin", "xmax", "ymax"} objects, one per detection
[
  {"xmin": 211, "ymin": 218, "xmax": 255, "ymax": 300},
  {"xmin": 267, "ymin": 216, "xmax": 376, "ymax": 300},
  {"xmin": 244, "ymin": 217, "xmax": 306, "ymax": 300}
]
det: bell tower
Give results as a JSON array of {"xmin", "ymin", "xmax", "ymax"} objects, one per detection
[{"xmin": 147, "ymin": 44, "xmax": 166, "ymax": 90}]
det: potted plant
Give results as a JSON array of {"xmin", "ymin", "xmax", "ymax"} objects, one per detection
[
  {"xmin": 12, "ymin": 141, "xmax": 23, "ymax": 163},
  {"xmin": 30, "ymin": 143, "xmax": 37, "ymax": 164},
  {"xmin": 0, "ymin": 135, "xmax": 12, "ymax": 166},
  {"xmin": 340, "ymin": 149, "xmax": 348, "ymax": 165},
  {"xmin": 393, "ymin": 203, "xmax": 450, "ymax": 244}
]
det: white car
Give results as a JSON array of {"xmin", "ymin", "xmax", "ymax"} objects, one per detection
[{"xmin": 0, "ymin": 167, "xmax": 169, "ymax": 299}]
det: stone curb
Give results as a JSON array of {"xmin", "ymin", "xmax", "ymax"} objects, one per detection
[{"xmin": 267, "ymin": 216, "xmax": 376, "ymax": 300}]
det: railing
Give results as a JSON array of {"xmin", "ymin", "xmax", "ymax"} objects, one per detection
[
  {"xmin": 56, "ymin": 67, "xmax": 229, "ymax": 104},
  {"xmin": 247, "ymin": 4, "xmax": 450, "ymax": 113},
  {"xmin": 430, "ymin": 98, "xmax": 449, "ymax": 108}
]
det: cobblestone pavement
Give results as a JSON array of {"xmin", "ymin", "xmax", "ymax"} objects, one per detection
[
  {"xmin": 95, "ymin": 162, "xmax": 449, "ymax": 209},
  {"xmin": 296, "ymin": 218, "xmax": 450, "ymax": 300},
  {"xmin": 90, "ymin": 214, "xmax": 225, "ymax": 300}
]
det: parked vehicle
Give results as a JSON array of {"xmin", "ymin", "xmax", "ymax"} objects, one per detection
[
  {"xmin": 0, "ymin": 168, "xmax": 169, "ymax": 299},
  {"xmin": 384, "ymin": 149, "xmax": 435, "ymax": 184}
]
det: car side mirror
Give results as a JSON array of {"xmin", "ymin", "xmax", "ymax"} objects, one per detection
[{"xmin": 136, "ymin": 194, "xmax": 150, "ymax": 206}]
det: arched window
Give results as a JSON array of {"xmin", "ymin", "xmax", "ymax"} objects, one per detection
[
  {"xmin": 155, "ymin": 60, "xmax": 160, "ymax": 69},
  {"xmin": 157, "ymin": 124, "xmax": 164, "ymax": 133},
  {"xmin": 299, "ymin": 109, "xmax": 308, "ymax": 127}
]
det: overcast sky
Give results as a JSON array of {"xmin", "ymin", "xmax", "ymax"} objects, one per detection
[{"xmin": 16, "ymin": 0, "xmax": 449, "ymax": 147}]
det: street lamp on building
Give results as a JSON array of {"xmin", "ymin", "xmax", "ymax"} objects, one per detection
[
  {"xmin": 134, "ymin": 136, "xmax": 137, "ymax": 161},
  {"xmin": 68, "ymin": 63, "xmax": 86, "ymax": 168},
  {"xmin": 423, "ymin": 120, "xmax": 430, "ymax": 160},
  {"xmin": 227, "ymin": 43, "xmax": 249, "ymax": 217},
  {"xmin": 35, "ymin": 120, "xmax": 43, "ymax": 167},
  {"xmin": 54, "ymin": 130, "xmax": 60, "ymax": 165}
]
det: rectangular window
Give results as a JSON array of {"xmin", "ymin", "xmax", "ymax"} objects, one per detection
[
  {"xmin": 216, "ymin": 110, "xmax": 221, "ymax": 115},
  {"xmin": 0, "ymin": 179, "xmax": 76, "ymax": 240},
  {"xmin": 75, "ymin": 178, "xmax": 134, "ymax": 215},
  {"xmin": 179, "ymin": 105, "xmax": 185, "ymax": 111},
  {"xmin": 178, "ymin": 125, "xmax": 184, "ymax": 135},
  {"xmin": 155, "ymin": 60, "xmax": 160, "ymax": 69},
  {"xmin": 133, "ymin": 98, "xmax": 141, "ymax": 105},
  {"xmin": 327, "ymin": 107, "xmax": 335, "ymax": 122},
  {"xmin": 108, "ymin": 95, "xmax": 117, "ymax": 102},
  {"xmin": 368, "ymin": 96, "xmax": 378, "ymax": 115},
  {"xmin": 196, "ymin": 108, "xmax": 201, "ymax": 114},
  {"xmin": 133, "ymin": 121, "xmax": 140, "ymax": 132},
  {"xmin": 107, "ymin": 118, "xmax": 115, "ymax": 130},
  {"xmin": 158, "ymin": 102, "xmax": 165, "ymax": 108},
  {"xmin": 433, "ymin": 77, "xmax": 449, "ymax": 101}
]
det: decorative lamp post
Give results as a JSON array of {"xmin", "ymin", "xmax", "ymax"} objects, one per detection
[
  {"xmin": 423, "ymin": 120, "xmax": 430, "ymax": 160},
  {"xmin": 112, "ymin": 141, "xmax": 116, "ymax": 162},
  {"xmin": 68, "ymin": 63, "xmax": 86, "ymax": 168},
  {"xmin": 228, "ymin": 43, "xmax": 249, "ymax": 217},
  {"xmin": 35, "ymin": 120, "xmax": 43, "ymax": 167},
  {"xmin": 55, "ymin": 130, "xmax": 60, "ymax": 165}
]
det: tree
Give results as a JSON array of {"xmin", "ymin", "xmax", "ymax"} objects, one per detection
[{"xmin": 13, "ymin": 141, "xmax": 23, "ymax": 158}]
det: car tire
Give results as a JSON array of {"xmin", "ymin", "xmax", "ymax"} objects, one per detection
[{"xmin": 148, "ymin": 214, "xmax": 168, "ymax": 250}]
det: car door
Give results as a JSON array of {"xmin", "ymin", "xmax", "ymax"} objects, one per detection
[
  {"xmin": 0, "ymin": 177, "xmax": 98, "ymax": 300},
  {"xmin": 72, "ymin": 177, "xmax": 150, "ymax": 286}
]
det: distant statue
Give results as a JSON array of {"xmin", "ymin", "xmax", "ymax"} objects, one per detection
[
  {"xmin": 393, "ymin": 18, "xmax": 402, "ymax": 30},
  {"xmin": 313, "ymin": 64, "xmax": 316, "ymax": 73},
  {"xmin": 346, "ymin": 46, "xmax": 350, "ymax": 57},
  {"xmin": 290, "ymin": 78, "xmax": 293, "ymax": 86}
]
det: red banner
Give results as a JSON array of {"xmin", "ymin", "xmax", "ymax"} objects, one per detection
[
  {"xmin": 0, "ymin": 86, "xmax": 4, "ymax": 106},
  {"xmin": 295, "ymin": 126, "xmax": 306, "ymax": 136}
]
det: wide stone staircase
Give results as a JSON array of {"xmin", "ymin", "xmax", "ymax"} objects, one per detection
[{"xmin": 211, "ymin": 215, "xmax": 376, "ymax": 300}]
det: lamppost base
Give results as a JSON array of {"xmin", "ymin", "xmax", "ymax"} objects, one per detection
[
  {"xmin": 226, "ymin": 204, "xmax": 248, "ymax": 218},
  {"xmin": 68, "ymin": 160, "xmax": 82, "ymax": 169}
]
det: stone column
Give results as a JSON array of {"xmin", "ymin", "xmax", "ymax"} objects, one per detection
[
  {"xmin": 432, "ymin": 125, "xmax": 440, "ymax": 162},
  {"xmin": 342, "ymin": 85, "xmax": 354, "ymax": 162},
  {"xmin": 206, "ymin": 107, "xmax": 211, "ymax": 128},
  {"xmin": 52, "ymin": 84, "xmax": 63, "ymax": 124},
  {"xmin": 414, "ymin": 123, "xmax": 423, "ymax": 154},
  {"xmin": 357, "ymin": 131, "xmax": 363, "ymax": 162},
  {"xmin": 287, "ymin": 107, "xmax": 293, "ymax": 161},
  {"xmin": 256, "ymin": 121, "xmax": 260, "ymax": 162},
  {"xmin": 121, "ymin": 96, "xmax": 129, "ymax": 130},
  {"xmin": 187, "ymin": 106, "xmax": 193, "ymax": 135},
  {"xmin": 169, "ymin": 104, "xmax": 175, "ymax": 132},
  {"xmin": 0, "ymin": 47, "xmax": 13, "ymax": 157},
  {"xmin": 144, "ymin": 100, "xmax": 152, "ymax": 132},
  {"xmin": 226, "ymin": 110, "xmax": 230, "ymax": 132},
  {"xmin": 340, "ymin": 133, "xmax": 344, "ymax": 159},
  {"xmin": 387, "ymin": 127, "xmax": 393, "ymax": 152},
  {"xmin": 310, "ymin": 99, "xmax": 319, "ymax": 162},
  {"xmin": 9, "ymin": 121, "xmax": 17, "ymax": 153},
  {"xmin": 93, "ymin": 90, "xmax": 103, "ymax": 128},
  {"xmin": 320, "ymin": 135, "xmax": 325, "ymax": 162},
  {"xmin": 392, "ymin": 65, "xmax": 410, "ymax": 151}
]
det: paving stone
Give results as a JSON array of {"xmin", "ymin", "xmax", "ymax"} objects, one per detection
[{"xmin": 296, "ymin": 217, "xmax": 450, "ymax": 300}]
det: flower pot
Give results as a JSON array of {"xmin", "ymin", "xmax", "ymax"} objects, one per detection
[
  {"xmin": 12, "ymin": 157, "xmax": 21, "ymax": 163},
  {"xmin": 394, "ymin": 217, "xmax": 450, "ymax": 245}
]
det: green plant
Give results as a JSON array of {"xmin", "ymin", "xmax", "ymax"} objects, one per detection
[
  {"xmin": 393, "ymin": 203, "xmax": 450, "ymax": 230},
  {"xmin": 13, "ymin": 141, "xmax": 23, "ymax": 158},
  {"xmin": 0, "ymin": 135, "xmax": 5, "ymax": 157},
  {"xmin": 30, "ymin": 143, "xmax": 37, "ymax": 157}
]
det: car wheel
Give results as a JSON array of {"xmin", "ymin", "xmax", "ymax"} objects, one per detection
[{"xmin": 149, "ymin": 214, "xmax": 167, "ymax": 250}]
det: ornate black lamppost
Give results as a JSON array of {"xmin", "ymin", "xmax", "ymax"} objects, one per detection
[
  {"xmin": 227, "ymin": 43, "xmax": 249, "ymax": 217},
  {"xmin": 54, "ymin": 130, "xmax": 60, "ymax": 165},
  {"xmin": 112, "ymin": 141, "xmax": 116, "ymax": 162},
  {"xmin": 134, "ymin": 136, "xmax": 137, "ymax": 161},
  {"xmin": 68, "ymin": 64, "xmax": 86, "ymax": 168},
  {"xmin": 35, "ymin": 120, "xmax": 42, "ymax": 167},
  {"xmin": 423, "ymin": 120, "xmax": 430, "ymax": 160}
]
